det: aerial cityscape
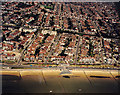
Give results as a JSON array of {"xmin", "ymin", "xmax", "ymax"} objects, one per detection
[
  {"xmin": 1, "ymin": 1, "xmax": 120, "ymax": 94},
  {"xmin": 1, "ymin": 2, "xmax": 120, "ymax": 67}
]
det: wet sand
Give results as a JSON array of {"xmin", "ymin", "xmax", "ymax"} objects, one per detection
[{"xmin": 1, "ymin": 69, "xmax": 120, "ymax": 93}]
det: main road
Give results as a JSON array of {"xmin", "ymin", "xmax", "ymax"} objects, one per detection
[{"xmin": 2, "ymin": 63, "xmax": 120, "ymax": 70}]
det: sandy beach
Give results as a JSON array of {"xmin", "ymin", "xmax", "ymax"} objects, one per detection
[{"xmin": 1, "ymin": 69, "xmax": 120, "ymax": 93}]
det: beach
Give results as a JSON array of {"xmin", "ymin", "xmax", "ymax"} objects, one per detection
[{"xmin": 1, "ymin": 69, "xmax": 120, "ymax": 93}]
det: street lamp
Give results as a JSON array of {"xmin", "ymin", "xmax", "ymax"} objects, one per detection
[
  {"xmin": 49, "ymin": 90, "xmax": 52, "ymax": 93},
  {"xmin": 78, "ymin": 88, "xmax": 82, "ymax": 92}
]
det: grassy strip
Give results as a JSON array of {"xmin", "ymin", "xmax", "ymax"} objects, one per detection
[
  {"xmin": 2, "ymin": 60, "xmax": 15, "ymax": 64},
  {"xmin": 44, "ymin": 5, "xmax": 53, "ymax": 9}
]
